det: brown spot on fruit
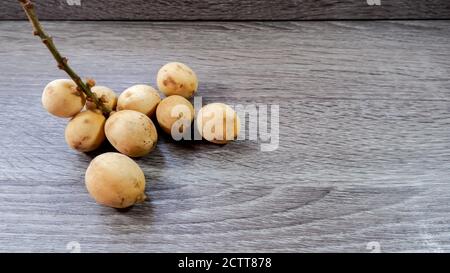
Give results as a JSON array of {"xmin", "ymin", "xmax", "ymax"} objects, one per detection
[
  {"xmin": 73, "ymin": 141, "xmax": 82, "ymax": 149},
  {"xmin": 163, "ymin": 76, "xmax": 176, "ymax": 87},
  {"xmin": 71, "ymin": 88, "xmax": 82, "ymax": 97}
]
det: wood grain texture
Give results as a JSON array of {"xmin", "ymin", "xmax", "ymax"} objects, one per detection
[
  {"xmin": 0, "ymin": 20, "xmax": 450, "ymax": 252},
  {"xmin": 1, "ymin": 0, "xmax": 450, "ymax": 20}
]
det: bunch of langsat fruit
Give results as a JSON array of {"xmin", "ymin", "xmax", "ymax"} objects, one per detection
[{"xmin": 18, "ymin": 0, "xmax": 240, "ymax": 209}]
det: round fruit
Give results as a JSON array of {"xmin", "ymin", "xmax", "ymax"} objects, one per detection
[
  {"xmin": 42, "ymin": 79, "xmax": 86, "ymax": 118},
  {"xmin": 196, "ymin": 103, "xmax": 240, "ymax": 144},
  {"xmin": 86, "ymin": 85, "xmax": 117, "ymax": 112},
  {"xmin": 105, "ymin": 110, "xmax": 158, "ymax": 157},
  {"xmin": 65, "ymin": 110, "xmax": 106, "ymax": 152},
  {"xmin": 156, "ymin": 95, "xmax": 194, "ymax": 136},
  {"xmin": 85, "ymin": 152, "xmax": 146, "ymax": 208},
  {"xmin": 117, "ymin": 84, "xmax": 161, "ymax": 116},
  {"xmin": 156, "ymin": 62, "xmax": 198, "ymax": 99}
]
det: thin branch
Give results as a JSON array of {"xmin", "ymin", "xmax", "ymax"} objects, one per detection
[{"xmin": 18, "ymin": 0, "xmax": 110, "ymax": 115}]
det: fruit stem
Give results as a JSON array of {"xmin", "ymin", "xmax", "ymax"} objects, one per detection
[{"xmin": 17, "ymin": 0, "xmax": 110, "ymax": 116}]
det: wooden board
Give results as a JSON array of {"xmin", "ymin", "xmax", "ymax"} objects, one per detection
[
  {"xmin": 1, "ymin": 0, "xmax": 450, "ymax": 20},
  {"xmin": 0, "ymin": 20, "xmax": 450, "ymax": 252}
]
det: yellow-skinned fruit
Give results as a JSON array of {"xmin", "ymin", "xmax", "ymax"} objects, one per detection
[
  {"xmin": 42, "ymin": 79, "xmax": 85, "ymax": 118},
  {"xmin": 85, "ymin": 152, "xmax": 146, "ymax": 208},
  {"xmin": 157, "ymin": 62, "xmax": 198, "ymax": 99}
]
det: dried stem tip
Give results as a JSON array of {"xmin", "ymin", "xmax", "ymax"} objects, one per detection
[{"xmin": 17, "ymin": 0, "xmax": 110, "ymax": 116}]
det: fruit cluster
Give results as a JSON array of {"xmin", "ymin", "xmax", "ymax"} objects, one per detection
[{"xmin": 42, "ymin": 62, "xmax": 240, "ymax": 208}]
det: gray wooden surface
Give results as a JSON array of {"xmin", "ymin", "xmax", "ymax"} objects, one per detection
[
  {"xmin": 2, "ymin": 0, "xmax": 450, "ymax": 20},
  {"xmin": 0, "ymin": 20, "xmax": 450, "ymax": 253}
]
